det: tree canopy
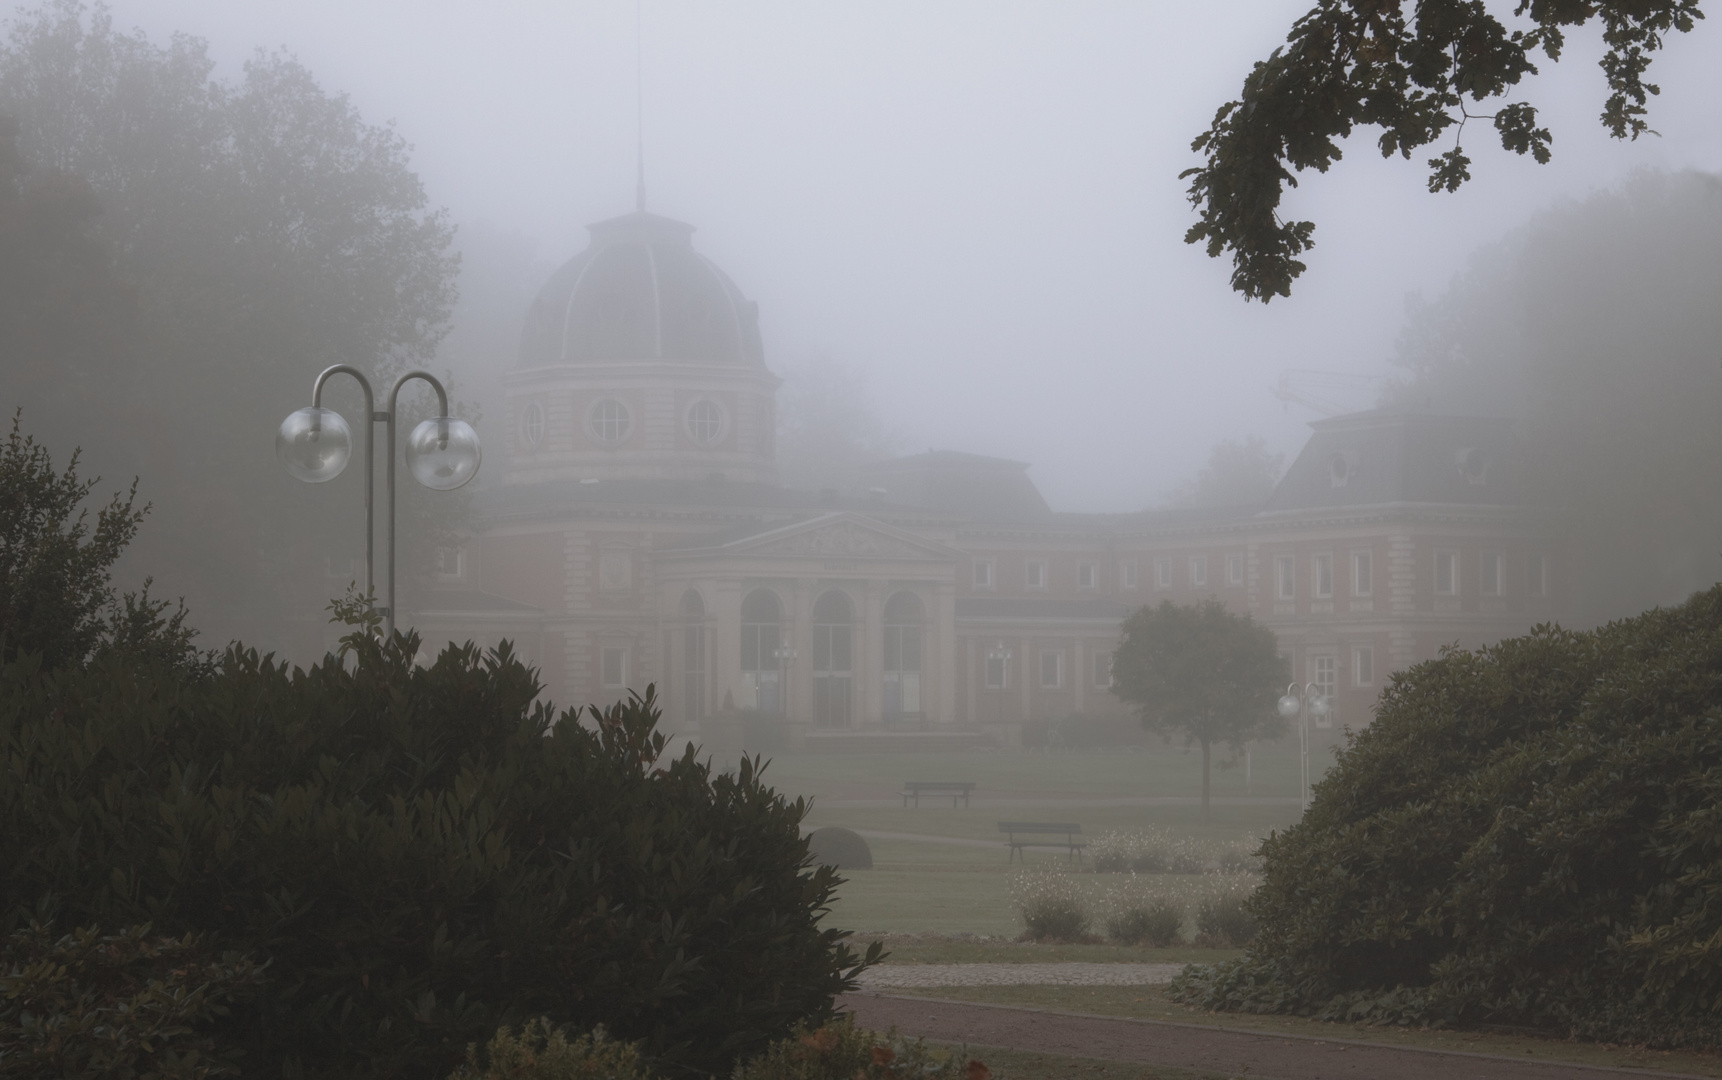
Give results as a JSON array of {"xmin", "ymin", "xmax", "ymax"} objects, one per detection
[
  {"xmin": 1388, "ymin": 169, "xmax": 1722, "ymax": 621},
  {"xmin": 1112, "ymin": 598, "xmax": 1288, "ymax": 817},
  {"xmin": 0, "ymin": 1, "xmax": 459, "ymax": 656},
  {"xmin": 1184, "ymin": 0, "xmax": 1705, "ymax": 301},
  {"xmin": 1167, "ymin": 435, "xmax": 1285, "ymax": 508}
]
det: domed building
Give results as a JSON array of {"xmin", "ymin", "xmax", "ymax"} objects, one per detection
[{"xmin": 413, "ymin": 206, "xmax": 1568, "ymax": 750}]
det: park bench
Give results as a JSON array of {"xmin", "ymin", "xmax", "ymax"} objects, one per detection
[
  {"xmin": 999, "ymin": 821, "xmax": 1086, "ymax": 863},
  {"xmin": 901, "ymin": 780, "xmax": 975, "ymax": 807}
]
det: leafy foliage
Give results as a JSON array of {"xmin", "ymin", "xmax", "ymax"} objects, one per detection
[
  {"xmin": 0, "ymin": 631, "xmax": 876, "ymax": 1078},
  {"xmin": 731, "ymin": 1016, "xmax": 984, "ymax": 1080},
  {"xmin": 1111, "ymin": 599, "xmax": 1287, "ymax": 816},
  {"xmin": 1166, "ymin": 436, "xmax": 1284, "ymax": 509},
  {"xmin": 0, "ymin": 1, "xmax": 460, "ymax": 651},
  {"xmin": 1007, "ymin": 870, "xmax": 1094, "ymax": 944},
  {"xmin": 0, "ymin": 411, "xmax": 198, "ymax": 673},
  {"xmin": 1170, "ymin": 584, "xmax": 1722, "ymax": 1046},
  {"xmin": 1183, "ymin": 0, "xmax": 1706, "ymax": 300},
  {"xmin": 0, "ymin": 923, "xmax": 265, "ymax": 1080},
  {"xmin": 448, "ymin": 1021, "xmax": 650, "ymax": 1080},
  {"xmin": 1389, "ymin": 170, "xmax": 1722, "ymax": 622}
]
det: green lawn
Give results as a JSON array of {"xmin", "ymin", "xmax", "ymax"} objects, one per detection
[{"xmin": 759, "ymin": 741, "xmax": 1334, "ymax": 805}]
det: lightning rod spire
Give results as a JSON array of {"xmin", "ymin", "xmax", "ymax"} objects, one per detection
[{"xmin": 634, "ymin": 0, "xmax": 645, "ymax": 213}]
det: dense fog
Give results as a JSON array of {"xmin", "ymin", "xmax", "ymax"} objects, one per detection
[{"xmin": 4, "ymin": 0, "xmax": 1721, "ymax": 648}]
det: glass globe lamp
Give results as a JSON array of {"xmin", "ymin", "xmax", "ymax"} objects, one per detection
[
  {"xmin": 406, "ymin": 417, "xmax": 481, "ymax": 490},
  {"xmin": 1277, "ymin": 693, "xmax": 1301, "ymax": 719},
  {"xmin": 277, "ymin": 407, "xmax": 352, "ymax": 483},
  {"xmin": 1310, "ymin": 695, "xmax": 1332, "ymax": 719}
]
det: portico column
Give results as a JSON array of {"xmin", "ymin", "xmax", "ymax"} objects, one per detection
[
  {"xmin": 859, "ymin": 580, "xmax": 883, "ymax": 728},
  {"xmin": 935, "ymin": 580, "xmax": 957, "ymax": 728},
  {"xmin": 710, "ymin": 580, "xmax": 742, "ymax": 716}
]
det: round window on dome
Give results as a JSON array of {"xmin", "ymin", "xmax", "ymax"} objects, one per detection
[
  {"xmin": 588, "ymin": 399, "xmax": 632, "ymax": 445},
  {"xmin": 520, "ymin": 399, "xmax": 545, "ymax": 450},
  {"xmin": 685, "ymin": 399, "xmax": 726, "ymax": 446}
]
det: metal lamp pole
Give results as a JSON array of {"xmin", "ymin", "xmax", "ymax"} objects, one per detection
[
  {"xmin": 276, "ymin": 366, "xmax": 481, "ymax": 639},
  {"xmin": 1277, "ymin": 682, "xmax": 1331, "ymax": 812}
]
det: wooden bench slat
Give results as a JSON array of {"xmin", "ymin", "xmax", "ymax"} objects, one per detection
[
  {"xmin": 901, "ymin": 781, "xmax": 975, "ymax": 808},
  {"xmin": 997, "ymin": 821, "xmax": 1086, "ymax": 863}
]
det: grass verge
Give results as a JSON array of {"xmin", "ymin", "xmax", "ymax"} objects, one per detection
[
  {"xmin": 888, "ymin": 984, "xmax": 1722, "ymax": 1077},
  {"xmin": 918, "ymin": 1043, "xmax": 1228, "ymax": 1080},
  {"xmin": 858, "ymin": 935, "xmax": 1240, "ymax": 967}
]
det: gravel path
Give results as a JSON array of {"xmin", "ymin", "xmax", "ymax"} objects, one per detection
[
  {"xmin": 840, "ymin": 993, "xmax": 1717, "ymax": 1080},
  {"xmin": 857, "ymin": 963, "xmax": 1184, "ymax": 988}
]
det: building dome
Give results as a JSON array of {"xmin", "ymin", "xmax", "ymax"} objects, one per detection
[{"xmin": 518, "ymin": 211, "xmax": 764, "ymax": 367}]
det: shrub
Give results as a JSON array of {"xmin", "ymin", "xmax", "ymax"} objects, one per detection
[
  {"xmin": 732, "ymin": 1015, "xmax": 984, "ymax": 1080},
  {"xmin": 0, "ymin": 633, "xmax": 877, "ymax": 1078},
  {"xmin": 1194, "ymin": 892, "xmax": 1257, "ymax": 947},
  {"xmin": 0, "ymin": 922, "xmax": 265, "ymax": 1080},
  {"xmin": 448, "ymin": 1020, "xmax": 649, "ymax": 1080},
  {"xmin": 1105, "ymin": 899, "xmax": 1183, "ymax": 947},
  {"xmin": 806, "ymin": 827, "xmax": 873, "ymax": 870},
  {"xmin": 1007, "ymin": 870, "xmax": 1092, "ymax": 942},
  {"xmin": 1171, "ymin": 585, "xmax": 1722, "ymax": 1046},
  {"xmin": 1096, "ymin": 874, "xmax": 1258, "ymax": 947},
  {"xmin": 1088, "ymin": 828, "xmax": 1262, "ymax": 875}
]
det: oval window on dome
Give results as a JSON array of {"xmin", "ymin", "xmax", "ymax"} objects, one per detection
[
  {"xmin": 588, "ymin": 399, "xmax": 632, "ymax": 445},
  {"xmin": 520, "ymin": 399, "xmax": 545, "ymax": 450},
  {"xmin": 685, "ymin": 399, "xmax": 726, "ymax": 446}
]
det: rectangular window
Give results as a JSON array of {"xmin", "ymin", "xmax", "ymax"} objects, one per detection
[
  {"xmin": 1120, "ymin": 559, "xmax": 1139, "ymax": 590},
  {"xmin": 1190, "ymin": 556, "xmax": 1208, "ymax": 587},
  {"xmin": 598, "ymin": 549, "xmax": 632, "ymax": 591},
  {"xmin": 601, "ymin": 646, "xmax": 628, "ymax": 688},
  {"xmin": 1276, "ymin": 555, "xmax": 1295, "ymax": 600},
  {"xmin": 1155, "ymin": 558, "xmax": 1172, "ymax": 589},
  {"xmin": 973, "ymin": 559, "xmax": 994, "ymax": 589},
  {"xmin": 985, "ymin": 652, "xmax": 1008, "ymax": 689},
  {"xmin": 1353, "ymin": 645, "xmax": 1375, "ymax": 686},
  {"xmin": 1480, "ymin": 552, "xmax": 1503, "ymax": 596},
  {"xmin": 1435, "ymin": 550, "xmax": 1459, "ymax": 595},
  {"xmin": 1527, "ymin": 553, "xmax": 1547, "ymax": 597},
  {"xmin": 1039, "ymin": 651, "xmax": 1063, "ymax": 689},
  {"xmin": 1313, "ymin": 554, "xmax": 1333, "ymax": 598},
  {"xmin": 1093, "ymin": 651, "xmax": 1112, "ymax": 688},
  {"xmin": 1025, "ymin": 560, "xmax": 1046, "ymax": 589},
  {"xmin": 434, "ymin": 547, "xmax": 465, "ymax": 581},
  {"xmin": 1352, "ymin": 552, "xmax": 1372, "ymax": 597},
  {"xmin": 1227, "ymin": 553, "xmax": 1244, "ymax": 586},
  {"xmin": 1077, "ymin": 562, "xmax": 1097, "ymax": 589},
  {"xmin": 1312, "ymin": 656, "xmax": 1337, "ymax": 725}
]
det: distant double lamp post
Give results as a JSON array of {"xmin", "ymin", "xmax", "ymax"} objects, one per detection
[
  {"xmin": 275, "ymin": 365, "xmax": 481, "ymax": 639},
  {"xmin": 1277, "ymin": 682, "xmax": 1331, "ymax": 812}
]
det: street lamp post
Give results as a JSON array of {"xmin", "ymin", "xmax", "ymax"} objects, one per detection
[
  {"xmin": 1277, "ymin": 682, "xmax": 1332, "ymax": 812},
  {"xmin": 276, "ymin": 365, "xmax": 480, "ymax": 639}
]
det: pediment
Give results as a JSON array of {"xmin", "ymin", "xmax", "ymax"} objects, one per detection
[{"xmin": 722, "ymin": 513, "xmax": 958, "ymax": 562}]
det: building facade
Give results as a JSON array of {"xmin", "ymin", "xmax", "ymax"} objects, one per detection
[{"xmin": 415, "ymin": 208, "xmax": 1565, "ymax": 747}]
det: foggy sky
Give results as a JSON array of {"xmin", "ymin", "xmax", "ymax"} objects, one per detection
[{"xmin": 21, "ymin": 0, "xmax": 1722, "ymax": 511}]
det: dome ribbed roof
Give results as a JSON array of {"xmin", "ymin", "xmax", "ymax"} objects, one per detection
[{"xmin": 518, "ymin": 211, "xmax": 763, "ymax": 367}]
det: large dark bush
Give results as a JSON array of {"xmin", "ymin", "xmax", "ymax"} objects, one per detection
[
  {"xmin": 1171, "ymin": 585, "xmax": 1722, "ymax": 1046},
  {"xmin": 0, "ymin": 633, "xmax": 874, "ymax": 1078}
]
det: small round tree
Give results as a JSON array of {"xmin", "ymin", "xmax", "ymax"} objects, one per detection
[{"xmin": 1111, "ymin": 598, "xmax": 1288, "ymax": 819}]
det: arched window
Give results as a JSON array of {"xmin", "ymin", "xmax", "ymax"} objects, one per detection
[
  {"xmin": 520, "ymin": 399, "xmax": 545, "ymax": 449},
  {"xmin": 883, "ymin": 591, "xmax": 925, "ymax": 724},
  {"xmin": 680, "ymin": 589, "xmax": 706, "ymax": 725},
  {"xmin": 740, "ymin": 589, "xmax": 782, "ymax": 713},
  {"xmin": 685, "ymin": 399, "xmax": 725, "ymax": 445},
  {"xmin": 811, "ymin": 590, "xmax": 853, "ymax": 728},
  {"xmin": 589, "ymin": 398, "xmax": 632, "ymax": 444}
]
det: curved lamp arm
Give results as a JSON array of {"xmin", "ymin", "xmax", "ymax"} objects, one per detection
[{"xmin": 311, "ymin": 365, "xmax": 377, "ymax": 601}]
